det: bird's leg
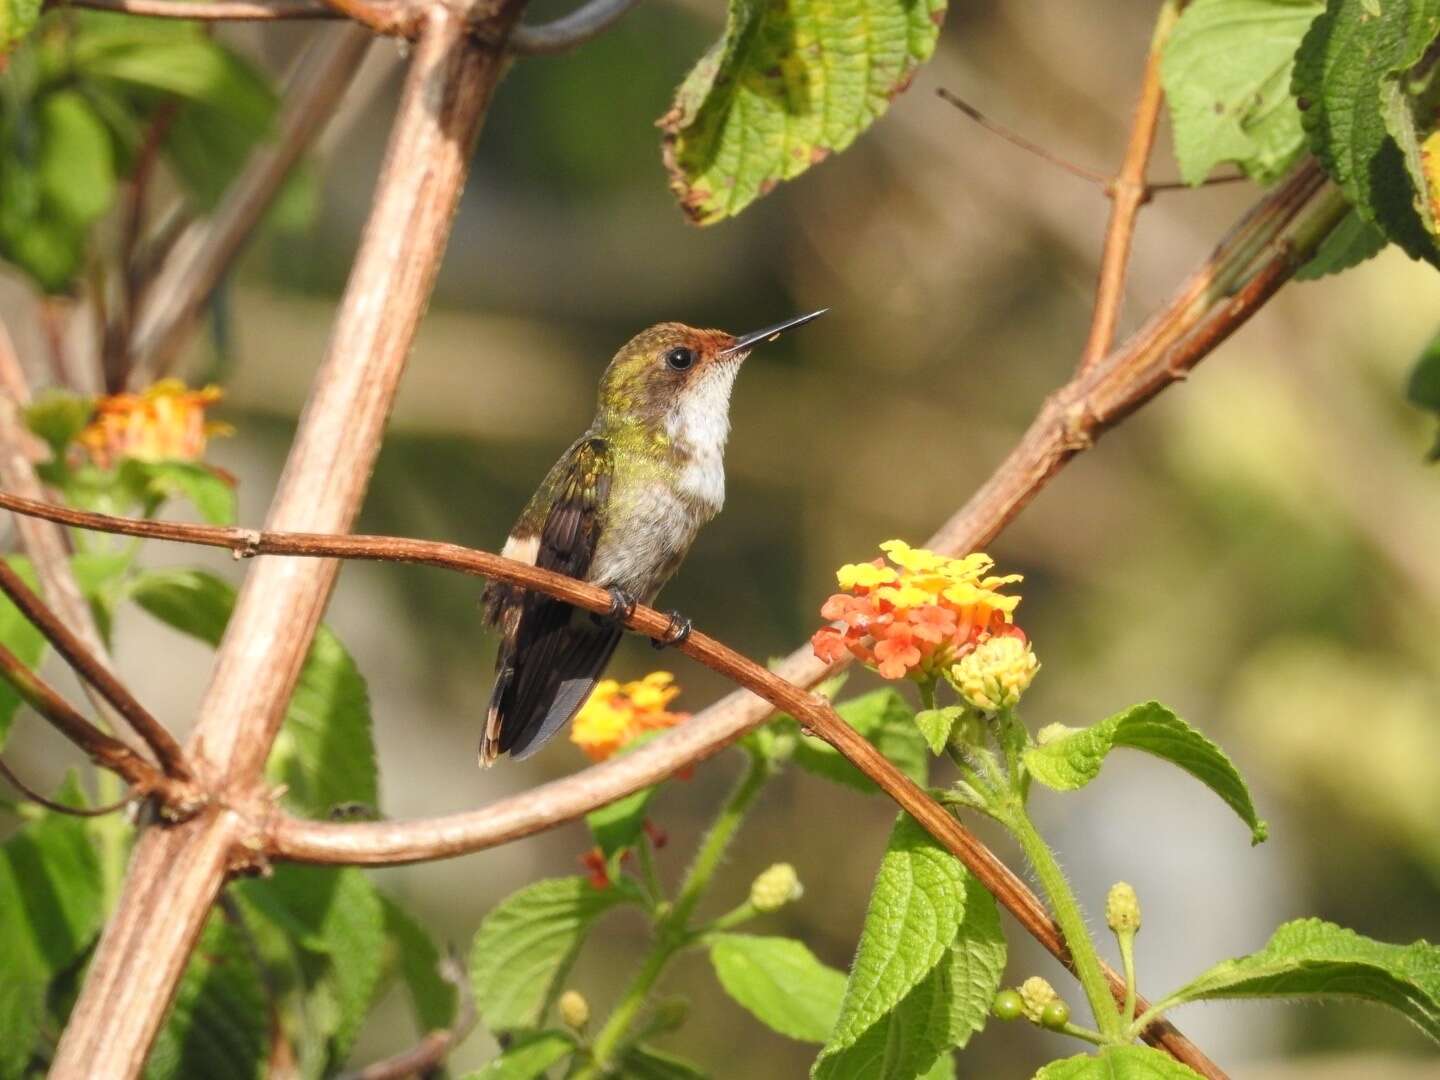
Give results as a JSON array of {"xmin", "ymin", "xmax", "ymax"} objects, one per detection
[
  {"xmin": 650, "ymin": 611, "xmax": 692, "ymax": 650},
  {"xmin": 605, "ymin": 587, "xmax": 638, "ymax": 624}
]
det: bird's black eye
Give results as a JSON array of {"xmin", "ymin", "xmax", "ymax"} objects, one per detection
[{"xmin": 664, "ymin": 346, "xmax": 696, "ymax": 371}]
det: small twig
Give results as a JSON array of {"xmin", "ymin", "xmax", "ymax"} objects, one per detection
[
  {"xmin": 317, "ymin": 0, "xmax": 417, "ymax": 35},
  {"xmin": 1076, "ymin": 0, "xmax": 1186, "ymax": 375},
  {"xmin": 0, "ymin": 755, "xmax": 134, "ymax": 817},
  {"xmin": 48, "ymin": 0, "xmax": 338, "ymax": 20},
  {"xmin": 0, "ymin": 558, "xmax": 192, "ymax": 783},
  {"xmin": 335, "ymin": 951, "xmax": 476, "ymax": 1080},
  {"xmin": 936, "ymin": 88, "xmax": 1109, "ymax": 187},
  {"xmin": 509, "ymin": 0, "xmax": 641, "ymax": 55}
]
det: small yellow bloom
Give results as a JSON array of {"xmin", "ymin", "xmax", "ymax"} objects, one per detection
[
  {"xmin": 836, "ymin": 561, "xmax": 898, "ymax": 591},
  {"xmin": 750, "ymin": 863, "xmax": 803, "ymax": 913},
  {"xmin": 949, "ymin": 634, "xmax": 1040, "ymax": 713},
  {"xmin": 76, "ymin": 379, "xmax": 230, "ymax": 468},
  {"xmin": 1018, "ymin": 976, "xmax": 1059, "ymax": 1024},
  {"xmin": 570, "ymin": 672, "xmax": 687, "ymax": 762},
  {"xmin": 878, "ymin": 539, "xmax": 948, "ymax": 573},
  {"xmin": 1106, "ymin": 882, "xmax": 1141, "ymax": 935}
]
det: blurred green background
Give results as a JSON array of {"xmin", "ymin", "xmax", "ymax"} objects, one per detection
[{"xmin": 3, "ymin": 2, "xmax": 1440, "ymax": 1075}]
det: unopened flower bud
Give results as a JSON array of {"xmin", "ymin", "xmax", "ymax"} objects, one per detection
[
  {"xmin": 1107, "ymin": 881, "xmax": 1141, "ymax": 935},
  {"xmin": 950, "ymin": 635, "xmax": 1039, "ymax": 713},
  {"xmin": 750, "ymin": 863, "xmax": 803, "ymax": 913},
  {"xmin": 1018, "ymin": 976, "xmax": 1059, "ymax": 1024},
  {"xmin": 1036, "ymin": 722, "xmax": 1075, "ymax": 746},
  {"xmin": 558, "ymin": 989, "xmax": 589, "ymax": 1030}
]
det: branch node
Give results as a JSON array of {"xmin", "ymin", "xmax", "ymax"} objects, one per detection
[{"xmin": 234, "ymin": 530, "xmax": 263, "ymax": 559}]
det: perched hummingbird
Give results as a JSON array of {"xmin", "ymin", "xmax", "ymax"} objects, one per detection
[{"xmin": 480, "ymin": 310, "xmax": 827, "ymax": 766}]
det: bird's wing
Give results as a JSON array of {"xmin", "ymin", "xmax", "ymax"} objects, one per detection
[{"xmin": 482, "ymin": 437, "xmax": 619, "ymax": 765}]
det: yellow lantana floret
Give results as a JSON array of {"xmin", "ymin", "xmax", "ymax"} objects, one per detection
[
  {"xmin": 77, "ymin": 379, "xmax": 231, "ymax": 468},
  {"xmin": 950, "ymin": 635, "xmax": 1040, "ymax": 713},
  {"xmin": 570, "ymin": 672, "xmax": 686, "ymax": 762}
]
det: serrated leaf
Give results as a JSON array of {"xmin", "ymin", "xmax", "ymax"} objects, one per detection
[
  {"xmin": 1034, "ymin": 1045, "xmax": 1207, "ymax": 1079},
  {"xmin": 1162, "ymin": 0, "xmax": 1324, "ymax": 185},
  {"xmin": 469, "ymin": 876, "xmax": 629, "ymax": 1032},
  {"xmin": 22, "ymin": 389, "xmax": 94, "ymax": 456},
  {"xmin": 1162, "ymin": 917, "xmax": 1440, "ymax": 1041},
  {"xmin": 791, "ymin": 689, "xmax": 928, "ymax": 794},
  {"xmin": 118, "ymin": 460, "xmax": 236, "ymax": 525},
  {"xmin": 1294, "ymin": 0, "xmax": 1440, "ymax": 264},
  {"xmin": 129, "ymin": 569, "xmax": 379, "ymax": 816},
  {"xmin": 146, "ymin": 913, "xmax": 269, "ymax": 1080},
  {"xmin": 0, "ymin": 556, "xmax": 48, "ymax": 750},
  {"xmin": 710, "ymin": 934, "xmax": 847, "ymax": 1043},
  {"xmin": 814, "ymin": 875, "xmax": 1004, "ymax": 1080},
  {"xmin": 0, "ymin": 788, "xmax": 105, "ymax": 1079},
  {"xmin": 619, "ymin": 1045, "xmax": 710, "ymax": 1079},
  {"xmin": 813, "ymin": 814, "xmax": 964, "ymax": 1073},
  {"xmin": 1023, "ymin": 701, "xmax": 1267, "ymax": 844},
  {"xmin": 658, "ymin": 0, "xmax": 947, "ymax": 225},
  {"xmin": 914, "ymin": 707, "xmax": 961, "ymax": 756},
  {"xmin": 1294, "ymin": 207, "xmax": 1388, "ymax": 278},
  {"xmin": 382, "ymin": 895, "xmax": 458, "ymax": 1034},
  {"xmin": 464, "ymin": 1030, "xmax": 576, "ymax": 1079}
]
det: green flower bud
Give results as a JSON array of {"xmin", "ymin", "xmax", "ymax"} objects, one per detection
[
  {"xmin": 750, "ymin": 863, "xmax": 803, "ymax": 913},
  {"xmin": 1040, "ymin": 999, "xmax": 1071, "ymax": 1030},
  {"xmin": 1018, "ymin": 975, "xmax": 1059, "ymax": 1024},
  {"xmin": 992, "ymin": 989, "xmax": 1024, "ymax": 1021},
  {"xmin": 1106, "ymin": 881, "xmax": 1141, "ymax": 935},
  {"xmin": 558, "ymin": 989, "xmax": 589, "ymax": 1030}
]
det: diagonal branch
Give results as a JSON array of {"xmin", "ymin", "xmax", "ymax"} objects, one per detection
[
  {"xmin": 1076, "ymin": 0, "xmax": 1186, "ymax": 374},
  {"xmin": 0, "ymin": 755, "xmax": 136, "ymax": 816},
  {"xmin": 335, "ymin": 951, "xmax": 476, "ymax": 1080},
  {"xmin": 0, "ymin": 559, "xmax": 191, "ymax": 782}
]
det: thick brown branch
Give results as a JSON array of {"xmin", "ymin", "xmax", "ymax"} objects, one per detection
[
  {"xmin": 1077, "ymin": 0, "xmax": 1185, "ymax": 375},
  {"xmin": 49, "ymin": 0, "xmax": 337, "ymax": 18},
  {"xmin": 0, "ymin": 558, "xmax": 191, "ymax": 782}
]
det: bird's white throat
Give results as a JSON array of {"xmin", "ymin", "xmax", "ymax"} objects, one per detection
[{"xmin": 666, "ymin": 360, "xmax": 739, "ymax": 511}]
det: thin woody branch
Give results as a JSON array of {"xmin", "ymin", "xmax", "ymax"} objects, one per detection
[
  {"xmin": 48, "ymin": 0, "xmax": 336, "ymax": 18},
  {"xmin": 0, "ymin": 559, "xmax": 191, "ymax": 782},
  {"xmin": 335, "ymin": 952, "xmax": 476, "ymax": 1080},
  {"xmin": 0, "ymin": 755, "xmax": 136, "ymax": 817}
]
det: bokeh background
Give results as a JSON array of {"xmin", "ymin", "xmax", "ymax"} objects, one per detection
[{"xmin": 3, "ymin": 2, "xmax": 1440, "ymax": 1075}]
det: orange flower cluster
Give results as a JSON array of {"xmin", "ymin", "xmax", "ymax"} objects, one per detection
[
  {"xmin": 77, "ymin": 379, "xmax": 231, "ymax": 468},
  {"xmin": 570, "ymin": 672, "xmax": 689, "ymax": 762},
  {"xmin": 811, "ymin": 541, "xmax": 1025, "ymax": 682}
]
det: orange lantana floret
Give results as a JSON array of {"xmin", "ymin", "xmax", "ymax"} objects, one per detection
[
  {"xmin": 570, "ymin": 672, "xmax": 689, "ymax": 762},
  {"xmin": 77, "ymin": 379, "xmax": 231, "ymax": 468},
  {"xmin": 810, "ymin": 541, "xmax": 1024, "ymax": 684}
]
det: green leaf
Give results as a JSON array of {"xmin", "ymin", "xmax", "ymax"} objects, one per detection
[
  {"xmin": 0, "ymin": 789, "xmax": 105, "ymax": 1079},
  {"xmin": 129, "ymin": 569, "xmax": 379, "ymax": 815},
  {"xmin": 619, "ymin": 1045, "xmax": 711, "ymax": 1079},
  {"xmin": 1406, "ymin": 327, "xmax": 1440, "ymax": 459},
  {"xmin": 118, "ymin": 460, "xmax": 236, "ymax": 525},
  {"xmin": 1294, "ymin": 0, "xmax": 1440, "ymax": 264},
  {"xmin": 146, "ymin": 913, "xmax": 269, "ymax": 1080},
  {"xmin": 382, "ymin": 895, "xmax": 458, "ymax": 1033},
  {"xmin": 0, "ymin": 556, "xmax": 47, "ymax": 750},
  {"xmin": 1161, "ymin": 918, "xmax": 1440, "ymax": 1042},
  {"xmin": 1023, "ymin": 701, "xmax": 1267, "ymax": 844},
  {"xmin": 813, "ymin": 814, "xmax": 965, "ymax": 1074},
  {"xmin": 81, "ymin": 38, "xmax": 274, "ymax": 120},
  {"xmin": 0, "ymin": 0, "xmax": 40, "ymax": 54},
  {"xmin": 914, "ymin": 707, "xmax": 961, "ymax": 756},
  {"xmin": 469, "ymin": 876, "xmax": 628, "ymax": 1033},
  {"xmin": 658, "ymin": 0, "xmax": 947, "ymax": 225},
  {"xmin": 710, "ymin": 934, "xmax": 847, "ymax": 1043},
  {"xmin": 1162, "ymin": 0, "xmax": 1324, "ymax": 184},
  {"xmin": 814, "ymin": 874, "xmax": 1004, "ymax": 1080},
  {"xmin": 23, "ymin": 389, "xmax": 94, "ymax": 456},
  {"xmin": 1034, "ymin": 1045, "xmax": 1207, "ymax": 1079},
  {"xmin": 790, "ymin": 689, "xmax": 928, "ymax": 794},
  {"xmin": 1294, "ymin": 207, "xmax": 1388, "ymax": 278},
  {"xmin": 38, "ymin": 90, "xmax": 116, "ymax": 226},
  {"xmin": 464, "ymin": 1030, "xmax": 576, "ymax": 1079}
]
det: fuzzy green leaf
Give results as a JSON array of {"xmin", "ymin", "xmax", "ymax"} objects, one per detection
[
  {"xmin": 812, "ymin": 815, "xmax": 966, "ymax": 1074},
  {"xmin": 790, "ymin": 689, "xmax": 928, "ymax": 793},
  {"xmin": 1034, "ymin": 1045, "xmax": 1207, "ymax": 1079},
  {"xmin": 469, "ymin": 877, "xmax": 629, "ymax": 1033},
  {"xmin": 0, "ymin": 556, "xmax": 47, "ymax": 750},
  {"xmin": 1162, "ymin": 918, "xmax": 1440, "ymax": 1041},
  {"xmin": 658, "ymin": 0, "xmax": 947, "ymax": 225},
  {"xmin": 1162, "ymin": 0, "xmax": 1324, "ymax": 184},
  {"xmin": 710, "ymin": 934, "xmax": 848, "ymax": 1043},
  {"xmin": 382, "ymin": 895, "xmax": 458, "ymax": 1034},
  {"xmin": 1294, "ymin": 0, "xmax": 1440, "ymax": 264},
  {"xmin": 465, "ymin": 1031, "xmax": 576, "ymax": 1079},
  {"xmin": 117, "ymin": 460, "xmax": 236, "ymax": 525},
  {"xmin": 1294, "ymin": 207, "xmax": 1387, "ymax": 278},
  {"xmin": 914, "ymin": 707, "xmax": 962, "ymax": 756},
  {"xmin": 1023, "ymin": 701, "xmax": 1267, "ymax": 844},
  {"xmin": 129, "ymin": 569, "xmax": 379, "ymax": 816}
]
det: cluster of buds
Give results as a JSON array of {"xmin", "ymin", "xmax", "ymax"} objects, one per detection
[
  {"xmin": 570, "ymin": 672, "xmax": 689, "ymax": 762},
  {"xmin": 749, "ymin": 863, "xmax": 803, "ymax": 913},
  {"xmin": 76, "ymin": 379, "xmax": 231, "ymax": 468},
  {"xmin": 811, "ymin": 541, "xmax": 1038, "ymax": 710}
]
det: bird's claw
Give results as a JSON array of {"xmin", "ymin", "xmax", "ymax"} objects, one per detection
[
  {"xmin": 606, "ymin": 587, "xmax": 638, "ymax": 622},
  {"xmin": 651, "ymin": 610, "xmax": 692, "ymax": 650}
]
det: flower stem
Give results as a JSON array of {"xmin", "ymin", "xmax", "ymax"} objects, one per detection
[
  {"xmin": 1002, "ymin": 803, "xmax": 1123, "ymax": 1040},
  {"xmin": 671, "ymin": 751, "xmax": 769, "ymax": 928},
  {"xmin": 1120, "ymin": 929, "xmax": 1138, "ymax": 1026}
]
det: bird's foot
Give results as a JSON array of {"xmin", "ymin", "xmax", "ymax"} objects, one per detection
[
  {"xmin": 606, "ymin": 587, "xmax": 638, "ymax": 623},
  {"xmin": 651, "ymin": 610, "xmax": 692, "ymax": 650}
]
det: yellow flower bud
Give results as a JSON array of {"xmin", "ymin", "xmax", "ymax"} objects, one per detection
[
  {"xmin": 1018, "ymin": 976, "xmax": 1059, "ymax": 1024},
  {"xmin": 558, "ymin": 989, "xmax": 589, "ymax": 1030},
  {"xmin": 1107, "ymin": 881, "xmax": 1141, "ymax": 935},
  {"xmin": 949, "ymin": 635, "xmax": 1039, "ymax": 713},
  {"xmin": 750, "ymin": 863, "xmax": 803, "ymax": 913}
]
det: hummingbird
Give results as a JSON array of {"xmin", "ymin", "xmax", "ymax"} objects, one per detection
[{"xmin": 480, "ymin": 310, "xmax": 827, "ymax": 766}]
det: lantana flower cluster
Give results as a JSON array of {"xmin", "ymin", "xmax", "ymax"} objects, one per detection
[
  {"xmin": 570, "ymin": 671, "xmax": 689, "ymax": 762},
  {"xmin": 812, "ymin": 540, "xmax": 1027, "ymax": 680},
  {"xmin": 77, "ymin": 379, "xmax": 231, "ymax": 468}
]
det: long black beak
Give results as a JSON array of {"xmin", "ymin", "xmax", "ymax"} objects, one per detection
[{"xmin": 719, "ymin": 308, "xmax": 828, "ymax": 357}]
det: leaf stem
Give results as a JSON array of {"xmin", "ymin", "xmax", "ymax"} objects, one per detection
[{"xmin": 1003, "ymin": 803, "xmax": 1123, "ymax": 1039}]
